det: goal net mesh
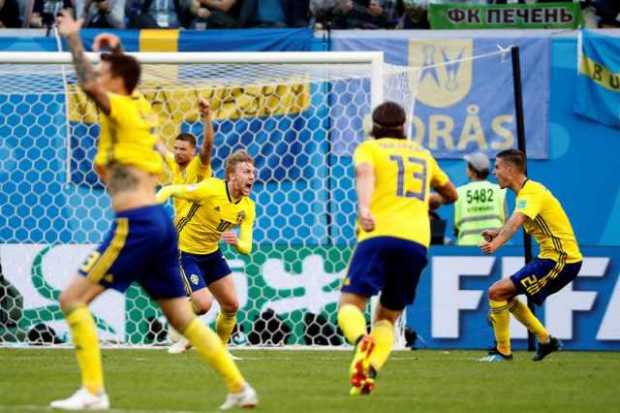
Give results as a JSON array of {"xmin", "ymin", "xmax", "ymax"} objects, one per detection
[{"xmin": 0, "ymin": 58, "xmax": 419, "ymax": 347}]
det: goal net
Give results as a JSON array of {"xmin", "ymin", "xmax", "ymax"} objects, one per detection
[
  {"xmin": 0, "ymin": 48, "xmax": 514, "ymax": 348},
  {"xmin": 0, "ymin": 51, "xmax": 419, "ymax": 347}
]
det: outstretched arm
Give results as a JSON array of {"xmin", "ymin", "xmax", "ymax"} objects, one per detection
[
  {"xmin": 198, "ymin": 98, "xmax": 213, "ymax": 166},
  {"xmin": 481, "ymin": 211, "xmax": 527, "ymax": 255},
  {"xmin": 57, "ymin": 10, "xmax": 111, "ymax": 114},
  {"xmin": 156, "ymin": 183, "xmax": 210, "ymax": 203}
]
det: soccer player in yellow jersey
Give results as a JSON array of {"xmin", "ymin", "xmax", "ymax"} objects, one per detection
[
  {"xmin": 480, "ymin": 149, "xmax": 583, "ymax": 362},
  {"xmin": 50, "ymin": 13, "xmax": 257, "ymax": 411},
  {"xmin": 337, "ymin": 102, "xmax": 458, "ymax": 396},
  {"xmin": 157, "ymin": 97, "xmax": 214, "ymax": 213},
  {"xmin": 157, "ymin": 150, "xmax": 256, "ymax": 353}
]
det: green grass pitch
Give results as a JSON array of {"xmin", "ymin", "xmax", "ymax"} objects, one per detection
[{"xmin": 1, "ymin": 349, "xmax": 619, "ymax": 412}]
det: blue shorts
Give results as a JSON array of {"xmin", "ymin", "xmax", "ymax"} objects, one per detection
[
  {"xmin": 179, "ymin": 250, "xmax": 231, "ymax": 294},
  {"xmin": 342, "ymin": 237, "xmax": 428, "ymax": 311},
  {"xmin": 511, "ymin": 258, "xmax": 582, "ymax": 305},
  {"xmin": 78, "ymin": 205, "xmax": 186, "ymax": 299}
]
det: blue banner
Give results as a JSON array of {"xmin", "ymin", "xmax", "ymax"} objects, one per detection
[
  {"xmin": 0, "ymin": 28, "xmax": 313, "ymax": 52},
  {"xmin": 177, "ymin": 28, "xmax": 313, "ymax": 52},
  {"xmin": 407, "ymin": 245, "xmax": 620, "ymax": 351},
  {"xmin": 332, "ymin": 32, "xmax": 550, "ymax": 159},
  {"xmin": 574, "ymin": 30, "xmax": 620, "ymax": 129}
]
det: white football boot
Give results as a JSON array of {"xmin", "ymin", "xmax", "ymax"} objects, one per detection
[
  {"xmin": 167, "ymin": 336, "xmax": 192, "ymax": 354},
  {"xmin": 219, "ymin": 384, "xmax": 258, "ymax": 410},
  {"xmin": 50, "ymin": 388, "xmax": 110, "ymax": 410}
]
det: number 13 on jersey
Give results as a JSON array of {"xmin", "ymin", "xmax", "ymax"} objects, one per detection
[{"xmin": 389, "ymin": 155, "xmax": 427, "ymax": 200}]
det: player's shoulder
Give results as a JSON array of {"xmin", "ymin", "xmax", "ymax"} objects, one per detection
[
  {"xmin": 523, "ymin": 179, "xmax": 548, "ymax": 195},
  {"xmin": 354, "ymin": 138, "xmax": 375, "ymax": 153},
  {"xmin": 203, "ymin": 176, "xmax": 224, "ymax": 187}
]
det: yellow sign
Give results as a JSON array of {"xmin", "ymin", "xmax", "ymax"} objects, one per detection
[{"xmin": 408, "ymin": 39, "xmax": 473, "ymax": 108}]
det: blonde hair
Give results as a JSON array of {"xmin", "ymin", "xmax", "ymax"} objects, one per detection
[{"xmin": 225, "ymin": 149, "xmax": 254, "ymax": 178}]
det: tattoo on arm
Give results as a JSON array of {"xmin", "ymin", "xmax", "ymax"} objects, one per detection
[{"xmin": 67, "ymin": 33, "xmax": 98, "ymax": 88}]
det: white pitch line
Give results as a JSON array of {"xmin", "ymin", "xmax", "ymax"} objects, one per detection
[{"xmin": 0, "ymin": 405, "xmax": 216, "ymax": 413}]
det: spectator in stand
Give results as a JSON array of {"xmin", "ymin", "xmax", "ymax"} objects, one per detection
[
  {"xmin": 241, "ymin": 0, "xmax": 287, "ymax": 27},
  {"xmin": 0, "ymin": 0, "xmax": 22, "ymax": 27},
  {"xmin": 284, "ymin": 0, "xmax": 310, "ymax": 27},
  {"xmin": 592, "ymin": 0, "xmax": 620, "ymax": 27},
  {"xmin": 181, "ymin": 0, "xmax": 242, "ymax": 29},
  {"xmin": 75, "ymin": 0, "xmax": 125, "ymax": 28},
  {"xmin": 28, "ymin": 0, "xmax": 73, "ymax": 28},
  {"xmin": 400, "ymin": 0, "xmax": 428, "ymax": 29},
  {"xmin": 126, "ymin": 0, "xmax": 180, "ymax": 28},
  {"xmin": 312, "ymin": 0, "xmax": 403, "ymax": 30}
]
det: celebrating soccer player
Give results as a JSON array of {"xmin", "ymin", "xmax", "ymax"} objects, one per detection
[
  {"xmin": 156, "ymin": 98, "xmax": 216, "ymax": 348},
  {"xmin": 479, "ymin": 149, "xmax": 582, "ymax": 362},
  {"xmin": 50, "ymin": 12, "xmax": 257, "ymax": 410},
  {"xmin": 157, "ymin": 97, "xmax": 214, "ymax": 198},
  {"xmin": 337, "ymin": 101, "xmax": 458, "ymax": 396},
  {"xmin": 157, "ymin": 150, "xmax": 256, "ymax": 355}
]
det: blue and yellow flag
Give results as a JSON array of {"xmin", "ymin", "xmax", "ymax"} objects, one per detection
[{"xmin": 575, "ymin": 30, "xmax": 620, "ymax": 128}]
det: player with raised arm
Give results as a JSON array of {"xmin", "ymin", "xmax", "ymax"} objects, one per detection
[
  {"xmin": 337, "ymin": 102, "xmax": 458, "ymax": 396},
  {"xmin": 156, "ymin": 97, "xmax": 216, "ymax": 347},
  {"xmin": 50, "ymin": 12, "xmax": 257, "ymax": 410},
  {"xmin": 157, "ymin": 97, "xmax": 214, "ymax": 205},
  {"xmin": 157, "ymin": 150, "xmax": 256, "ymax": 355},
  {"xmin": 479, "ymin": 148, "xmax": 582, "ymax": 362}
]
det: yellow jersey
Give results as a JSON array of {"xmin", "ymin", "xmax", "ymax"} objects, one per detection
[
  {"xmin": 516, "ymin": 179, "xmax": 582, "ymax": 263},
  {"xmin": 353, "ymin": 138, "xmax": 449, "ymax": 247},
  {"xmin": 157, "ymin": 178, "xmax": 255, "ymax": 255},
  {"xmin": 94, "ymin": 92, "xmax": 162, "ymax": 175},
  {"xmin": 162, "ymin": 153, "xmax": 212, "ymax": 213}
]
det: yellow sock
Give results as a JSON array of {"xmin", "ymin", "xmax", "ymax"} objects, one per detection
[
  {"xmin": 509, "ymin": 299, "xmax": 550, "ymax": 343},
  {"xmin": 183, "ymin": 318, "xmax": 244, "ymax": 393},
  {"xmin": 489, "ymin": 299, "xmax": 511, "ymax": 355},
  {"xmin": 216, "ymin": 311, "xmax": 237, "ymax": 345},
  {"xmin": 369, "ymin": 320, "xmax": 393, "ymax": 371},
  {"xmin": 337, "ymin": 304, "xmax": 367, "ymax": 345},
  {"xmin": 66, "ymin": 305, "xmax": 104, "ymax": 395}
]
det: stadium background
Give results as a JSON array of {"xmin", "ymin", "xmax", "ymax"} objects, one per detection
[{"xmin": 0, "ymin": 28, "xmax": 618, "ymax": 351}]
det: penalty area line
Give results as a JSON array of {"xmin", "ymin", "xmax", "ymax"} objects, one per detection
[{"xmin": 0, "ymin": 405, "xmax": 209, "ymax": 413}]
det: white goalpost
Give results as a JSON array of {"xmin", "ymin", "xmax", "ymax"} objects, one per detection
[{"xmin": 0, "ymin": 50, "xmax": 424, "ymax": 348}]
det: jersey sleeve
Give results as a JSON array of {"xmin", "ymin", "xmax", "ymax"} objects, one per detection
[
  {"xmin": 156, "ymin": 182, "xmax": 214, "ymax": 204},
  {"xmin": 516, "ymin": 190, "xmax": 543, "ymax": 219},
  {"xmin": 186, "ymin": 156, "xmax": 213, "ymax": 182},
  {"xmin": 353, "ymin": 142, "xmax": 374, "ymax": 167},
  {"xmin": 428, "ymin": 156, "xmax": 449, "ymax": 188},
  {"xmin": 235, "ymin": 202, "xmax": 255, "ymax": 255}
]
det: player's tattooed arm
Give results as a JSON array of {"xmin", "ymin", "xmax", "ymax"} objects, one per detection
[
  {"xmin": 198, "ymin": 98, "xmax": 214, "ymax": 166},
  {"xmin": 67, "ymin": 35, "xmax": 97, "ymax": 89},
  {"xmin": 57, "ymin": 10, "xmax": 111, "ymax": 114}
]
